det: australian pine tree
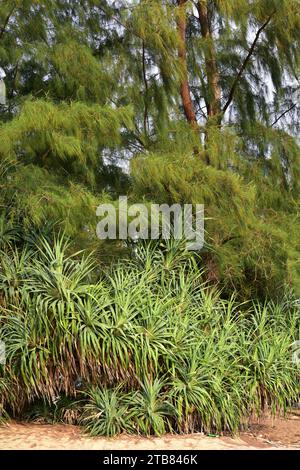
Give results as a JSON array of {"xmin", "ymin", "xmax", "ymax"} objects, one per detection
[{"xmin": 0, "ymin": 0, "xmax": 133, "ymax": 248}]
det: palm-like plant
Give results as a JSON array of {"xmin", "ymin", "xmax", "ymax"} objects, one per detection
[
  {"xmin": 29, "ymin": 236, "xmax": 95, "ymax": 307},
  {"xmin": 0, "ymin": 231, "xmax": 299, "ymax": 436}
]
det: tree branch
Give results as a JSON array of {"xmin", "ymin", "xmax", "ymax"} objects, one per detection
[
  {"xmin": 271, "ymin": 103, "xmax": 297, "ymax": 127},
  {"xmin": 222, "ymin": 13, "xmax": 275, "ymax": 115}
]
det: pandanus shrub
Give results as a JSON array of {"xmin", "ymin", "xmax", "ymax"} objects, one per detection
[{"xmin": 0, "ymin": 234, "xmax": 299, "ymax": 435}]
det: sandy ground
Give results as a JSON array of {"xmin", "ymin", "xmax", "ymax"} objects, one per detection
[{"xmin": 0, "ymin": 412, "xmax": 299, "ymax": 450}]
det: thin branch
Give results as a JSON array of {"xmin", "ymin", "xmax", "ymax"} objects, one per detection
[
  {"xmin": 271, "ymin": 103, "xmax": 297, "ymax": 127},
  {"xmin": 222, "ymin": 13, "xmax": 275, "ymax": 115},
  {"xmin": 0, "ymin": 3, "xmax": 15, "ymax": 41}
]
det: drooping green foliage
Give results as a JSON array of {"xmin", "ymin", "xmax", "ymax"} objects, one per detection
[
  {"xmin": 0, "ymin": 0, "xmax": 134, "ymax": 245},
  {"xmin": 1, "ymin": 0, "xmax": 299, "ymax": 296},
  {"xmin": 0, "ymin": 235, "xmax": 299, "ymax": 434},
  {"xmin": 131, "ymin": 146, "xmax": 300, "ymax": 299}
]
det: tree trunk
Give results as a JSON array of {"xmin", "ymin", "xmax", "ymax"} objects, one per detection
[
  {"xmin": 177, "ymin": 0, "xmax": 197, "ymax": 125},
  {"xmin": 197, "ymin": 0, "xmax": 221, "ymax": 119}
]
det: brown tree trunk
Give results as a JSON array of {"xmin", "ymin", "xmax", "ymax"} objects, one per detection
[
  {"xmin": 197, "ymin": 0, "xmax": 221, "ymax": 119},
  {"xmin": 177, "ymin": 0, "xmax": 197, "ymax": 125}
]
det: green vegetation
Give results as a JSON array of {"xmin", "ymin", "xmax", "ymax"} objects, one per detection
[
  {"xmin": 0, "ymin": 0, "xmax": 299, "ymax": 296},
  {"xmin": 0, "ymin": 235, "xmax": 299, "ymax": 435},
  {"xmin": 1, "ymin": 0, "xmax": 300, "ymax": 435}
]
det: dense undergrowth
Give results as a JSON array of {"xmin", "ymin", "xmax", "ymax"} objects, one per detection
[{"xmin": 0, "ymin": 234, "xmax": 299, "ymax": 436}]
